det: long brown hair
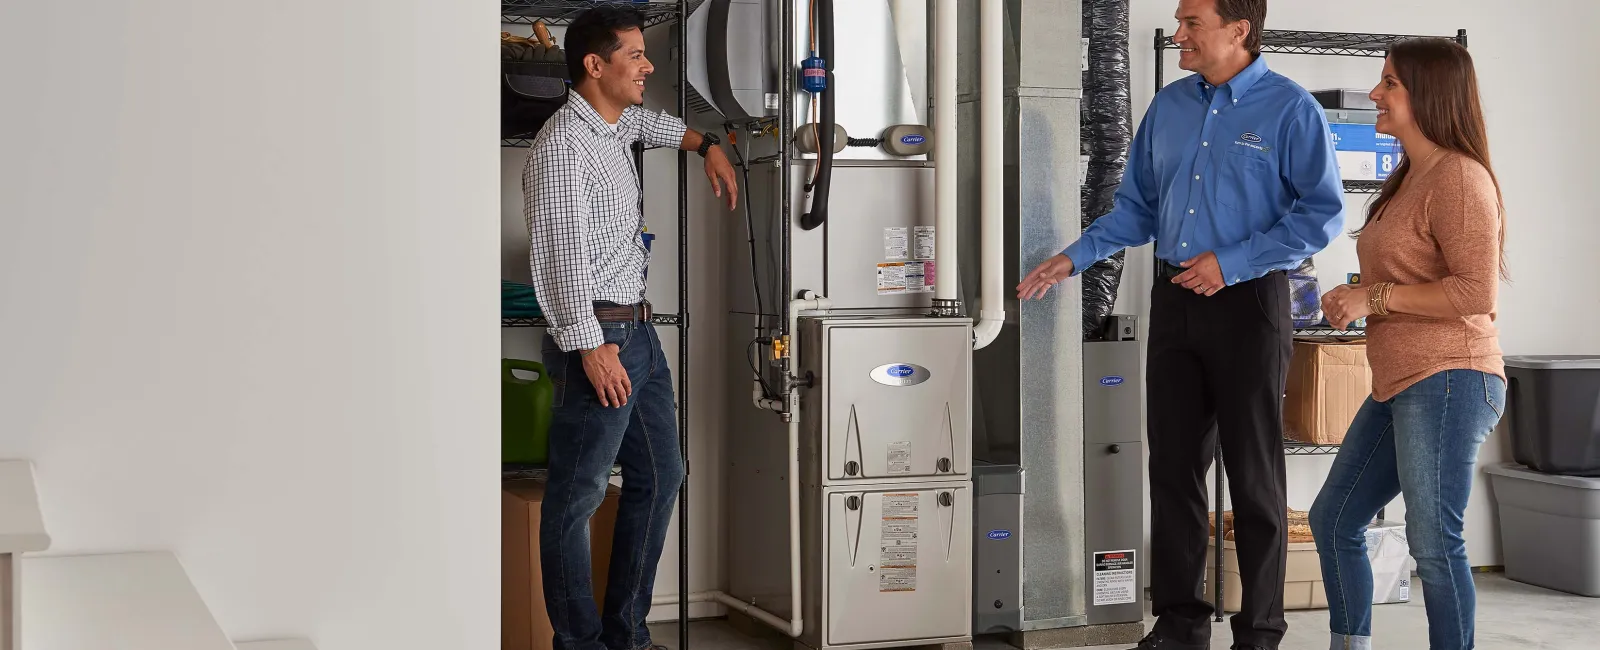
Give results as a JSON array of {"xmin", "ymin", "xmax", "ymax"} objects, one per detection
[{"xmin": 1360, "ymin": 38, "xmax": 1508, "ymax": 279}]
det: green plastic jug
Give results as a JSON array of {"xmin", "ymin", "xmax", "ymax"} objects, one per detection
[{"xmin": 503, "ymin": 358, "xmax": 554, "ymax": 464}]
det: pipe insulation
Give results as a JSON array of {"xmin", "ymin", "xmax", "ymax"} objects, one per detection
[
  {"xmin": 1080, "ymin": 0, "xmax": 1131, "ymax": 341},
  {"xmin": 971, "ymin": 0, "xmax": 1005, "ymax": 349}
]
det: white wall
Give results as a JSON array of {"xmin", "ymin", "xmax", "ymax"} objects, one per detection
[
  {"xmin": 0, "ymin": 2, "xmax": 500, "ymax": 648},
  {"xmin": 498, "ymin": 21, "xmax": 731, "ymax": 623},
  {"xmin": 1119, "ymin": 0, "xmax": 1600, "ymax": 567}
]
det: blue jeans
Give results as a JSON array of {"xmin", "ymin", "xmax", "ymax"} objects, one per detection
[
  {"xmin": 540, "ymin": 322, "xmax": 684, "ymax": 650},
  {"xmin": 1309, "ymin": 370, "xmax": 1505, "ymax": 650}
]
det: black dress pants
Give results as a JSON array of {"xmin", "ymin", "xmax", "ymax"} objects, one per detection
[{"xmin": 1146, "ymin": 269, "xmax": 1292, "ymax": 649}]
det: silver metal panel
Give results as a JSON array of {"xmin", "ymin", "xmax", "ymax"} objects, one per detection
[
  {"xmin": 787, "ymin": 164, "xmax": 937, "ymax": 311},
  {"xmin": 973, "ymin": 464, "xmax": 1024, "ymax": 634},
  {"xmin": 822, "ymin": 482, "xmax": 972, "ymax": 647},
  {"xmin": 723, "ymin": 312, "xmax": 800, "ymax": 619},
  {"xmin": 1084, "ymin": 441, "xmax": 1145, "ymax": 626},
  {"xmin": 1015, "ymin": 0, "xmax": 1085, "ymax": 625},
  {"xmin": 1083, "ymin": 338, "xmax": 1142, "ymax": 445},
  {"xmin": 1017, "ymin": 91, "xmax": 1086, "ymax": 628},
  {"xmin": 801, "ymin": 316, "xmax": 972, "ymax": 485},
  {"xmin": 789, "ymin": 0, "xmax": 925, "ymax": 161}
]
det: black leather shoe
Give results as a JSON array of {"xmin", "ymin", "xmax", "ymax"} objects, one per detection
[
  {"xmin": 1129, "ymin": 630, "xmax": 1214, "ymax": 650},
  {"xmin": 1128, "ymin": 631, "xmax": 1174, "ymax": 649}
]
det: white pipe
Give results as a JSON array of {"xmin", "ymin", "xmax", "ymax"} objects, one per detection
[
  {"xmin": 651, "ymin": 590, "xmax": 797, "ymax": 633},
  {"xmin": 972, "ymin": 0, "xmax": 1006, "ymax": 350},
  {"xmin": 933, "ymin": 0, "xmax": 958, "ymax": 304},
  {"xmin": 690, "ymin": 294, "xmax": 828, "ymax": 638}
]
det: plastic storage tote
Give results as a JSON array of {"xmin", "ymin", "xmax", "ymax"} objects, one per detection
[
  {"xmin": 1505, "ymin": 355, "xmax": 1600, "ymax": 476},
  {"xmin": 1484, "ymin": 463, "xmax": 1600, "ymax": 597},
  {"xmin": 503, "ymin": 359, "xmax": 554, "ymax": 464}
]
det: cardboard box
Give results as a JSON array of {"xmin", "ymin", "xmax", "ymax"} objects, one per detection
[
  {"xmin": 1208, "ymin": 539, "xmax": 1327, "ymax": 611},
  {"xmin": 1206, "ymin": 520, "xmax": 1413, "ymax": 612},
  {"xmin": 503, "ymin": 479, "xmax": 621, "ymax": 650},
  {"xmin": 1284, "ymin": 340, "xmax": 1372, "ymax": 445}
]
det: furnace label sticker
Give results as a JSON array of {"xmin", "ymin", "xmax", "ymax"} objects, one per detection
[
  {"xmin": 914, "ymin": 226, "xmax": 935, "ymax": 260},
  {"xmin": 877, "ymin": 262, "xmax": 934, "ymax": 295},
  {"xmin": 880, "ymin": 493, "xmax": 919, "ymax": 592},
  {"xmin": 884, "ymin": 227, "xmax": 909, "ymax": 260},
  {"xmin": 877, "ymin": 263, "xmax": 906, "ymax": 294},
  {"xmin": 1093, "ymin": 550, "xmax": 1137, "ymax": 606},
  {"xmin": 887, "ymin": 441, "xmax": 912, "ymax": 475}
]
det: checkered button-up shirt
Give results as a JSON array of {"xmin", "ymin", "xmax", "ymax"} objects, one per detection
[{"xmin": 523, "ymin": 92, "xmax": 687, "ymax": 351}]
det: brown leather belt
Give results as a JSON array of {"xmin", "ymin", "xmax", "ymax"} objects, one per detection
[{"xmin": 593, "ymin": 301, "xmax": 651, "ymax": 322}]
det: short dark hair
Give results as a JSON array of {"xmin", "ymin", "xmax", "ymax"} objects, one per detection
[
  {"xmin": 1215, "ymin": 0, "xmax": 1266, "ymax": 54},
  {"xmin": 564, "ymin": 6, "xmax": 648, "ymax": 83}
]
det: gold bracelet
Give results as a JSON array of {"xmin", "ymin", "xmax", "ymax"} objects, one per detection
[{"xmin": 1367, "ymin": 282, "xmax": 1394, "ymax": 316}]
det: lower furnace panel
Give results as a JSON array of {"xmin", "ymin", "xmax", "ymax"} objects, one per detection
[{"xmin": 801, "ymin": 481, "xmax": 973, "ymax": 650}]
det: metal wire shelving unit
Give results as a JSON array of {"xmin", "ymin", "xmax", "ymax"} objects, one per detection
[
  {"xmin": 500, "ymin": 2, "xmax": 696, "ymax": 646},
  {"xmin": 1150, "ymin": 27, "xmax": 1468, "ymax": 619}
]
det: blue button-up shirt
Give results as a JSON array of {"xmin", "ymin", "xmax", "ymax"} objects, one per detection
[{"xmin": 1064, "ymin": 56, "xmax": 1345, "ymax": 285}]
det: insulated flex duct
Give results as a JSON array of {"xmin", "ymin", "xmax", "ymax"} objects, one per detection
[{"xmin": 1080, "ymin": 0, "xmax": 1130, "ymax": 341}]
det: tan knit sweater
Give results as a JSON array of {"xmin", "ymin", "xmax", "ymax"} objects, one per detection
[{"xmin": 1356, "ymin": 153, "xmax": 1505, "ymax": 402}]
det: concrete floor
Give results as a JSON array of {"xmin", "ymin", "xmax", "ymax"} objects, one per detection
[{"xmin": 648, "ymin": 574, "xmax": 1597, "ymax": 649}]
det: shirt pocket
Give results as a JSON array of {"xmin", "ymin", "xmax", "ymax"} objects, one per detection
[{"xmin": 1215, "ymin": 147, "xmax": 1276, "ymax": 214}]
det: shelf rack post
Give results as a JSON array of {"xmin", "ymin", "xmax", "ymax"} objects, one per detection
[{"xmin": 675, "ymin": 2, "xmax": 690, "ymax": 649}]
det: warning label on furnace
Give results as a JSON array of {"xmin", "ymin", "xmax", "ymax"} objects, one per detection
[
  {"xmin": 1093, "ymin": 550, "xmax": 1137, "ymax": 606},
  {"xmin": 914, "ymin": 226, "xmax": 935, "ymax": 259},
  {"xmin": 877, "ymin": 262, "xmax": 935, "ymax": 295},
  {"xmin": 879, "ymin": 493, "xmax": 920, "ymax": 592},
  {"xmin": 887, "ymin": 441, "xmax": 912, "ymax": 475},
  {"xmin": 884, "ymin": 227, "xmax": 909, "ymax": 260}
]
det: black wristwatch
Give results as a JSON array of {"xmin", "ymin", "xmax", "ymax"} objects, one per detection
[{"xmin": 695, "ymin": 131, "xmax": 720, "ymax": 157}]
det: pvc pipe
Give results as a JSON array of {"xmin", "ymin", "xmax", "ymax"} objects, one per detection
[
  {"xmin": 933, "ymin": 0, "xmax": 958, "ymax": 303},
  {"xmin": 650, "ymin": 590, "xmax": 795, "ymax": 633},
  {"xmin": 686, "ymin": 294, "xmax": 828, "ymax": 638},
  {"xmin": 972, "ymin": 0, "xmax": 1006, "ymax": 350}
]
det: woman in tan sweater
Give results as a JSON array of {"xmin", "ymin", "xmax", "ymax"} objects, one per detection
[{"xmin": 1310, "ymin": 38, "xmax": 1507, "ymax": 650}]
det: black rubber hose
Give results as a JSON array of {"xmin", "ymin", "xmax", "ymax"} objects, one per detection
[{"xmin": 800, "ymin": 0, "xmax": 835, "ymax": 231}]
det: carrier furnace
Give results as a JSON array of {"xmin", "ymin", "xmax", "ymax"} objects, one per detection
[{"xmin": 683, "ymin": 1, "xmax": 1146, "ymax": 647}]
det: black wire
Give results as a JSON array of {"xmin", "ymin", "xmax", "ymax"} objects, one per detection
[
  {"xmin": 727, "ymin": 126, "xmax": 770, "ymax": 326},
  {"xmin": 846, "ymin": 137, "xmax": 882, "ymax": 147},
  {"xmin": 729, "ymin": 125, "xmax": 780, "ymax": 400}
]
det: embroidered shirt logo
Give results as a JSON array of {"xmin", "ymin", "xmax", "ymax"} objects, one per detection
[{"xmin": 1235, "ymin": 132, "xmax": 1272, "ymax": 153}]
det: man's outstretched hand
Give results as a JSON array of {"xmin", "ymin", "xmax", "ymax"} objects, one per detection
[
  {"xmin": 1172, "ymin": 252, "xmax": 1225, "ymax": 296},
  {"xmin": 704, "ymin": 147, "xmax": 738, "ymax": 210},
  {"xmin": 1017, "ymin": 254, "xmax": 1075, "ymax": 300}
]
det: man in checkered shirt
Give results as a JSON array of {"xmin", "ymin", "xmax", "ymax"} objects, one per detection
[{"xmin": 521, "ymin": 6, "xmax": 736, "ymax": 650}]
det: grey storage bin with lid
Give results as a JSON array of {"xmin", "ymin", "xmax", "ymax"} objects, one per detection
[
  {"xmin": 1505, "ymin": 355, "xmax": 1600, "ymax": 476},
  {"xmin": 1484, "ymin": 463, "xmax": 1600, "ymax": 597}
]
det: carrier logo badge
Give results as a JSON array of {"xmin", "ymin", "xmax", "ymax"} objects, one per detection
[
  {"xmin": 1100, "ymin": 375, "xmax": 1125, "ymax": 387},
  {"xmin": 871, "ymin": 363, "xmax": 931, "ymax": 387},
  {"xmin": 900, "ymin": 134, "xmax": 926, "ymax": 145},
  {"xmin": 987, "ymin": 529, "xmax": 1013, "ymax": 541},
  {"xmin": 1241, "ymin": 132, "xmax": 1263, "ymax": 143}
]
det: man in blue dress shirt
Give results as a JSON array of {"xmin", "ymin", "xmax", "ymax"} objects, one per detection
[{"xmin": 1019, "ymin": 1, "xmax": 1343, "ymax": 649}]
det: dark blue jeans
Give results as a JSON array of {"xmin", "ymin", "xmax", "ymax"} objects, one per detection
[
  {"xmin": 1309, "ymin": 369, "xmax": 1506, "ymax": 650},
  {"xmin": 540, "ymin": 322, "xmax": 683, "ymax": 650}
]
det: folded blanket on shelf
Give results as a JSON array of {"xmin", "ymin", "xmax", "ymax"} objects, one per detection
[{"xmin": 501, "ymin": 280, "xmax": 542, "ymax": 318}]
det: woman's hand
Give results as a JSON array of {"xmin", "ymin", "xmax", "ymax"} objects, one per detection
[{"xmin": 1321, "ymin": 284, "xmax": 1373, "ymax": 330}]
